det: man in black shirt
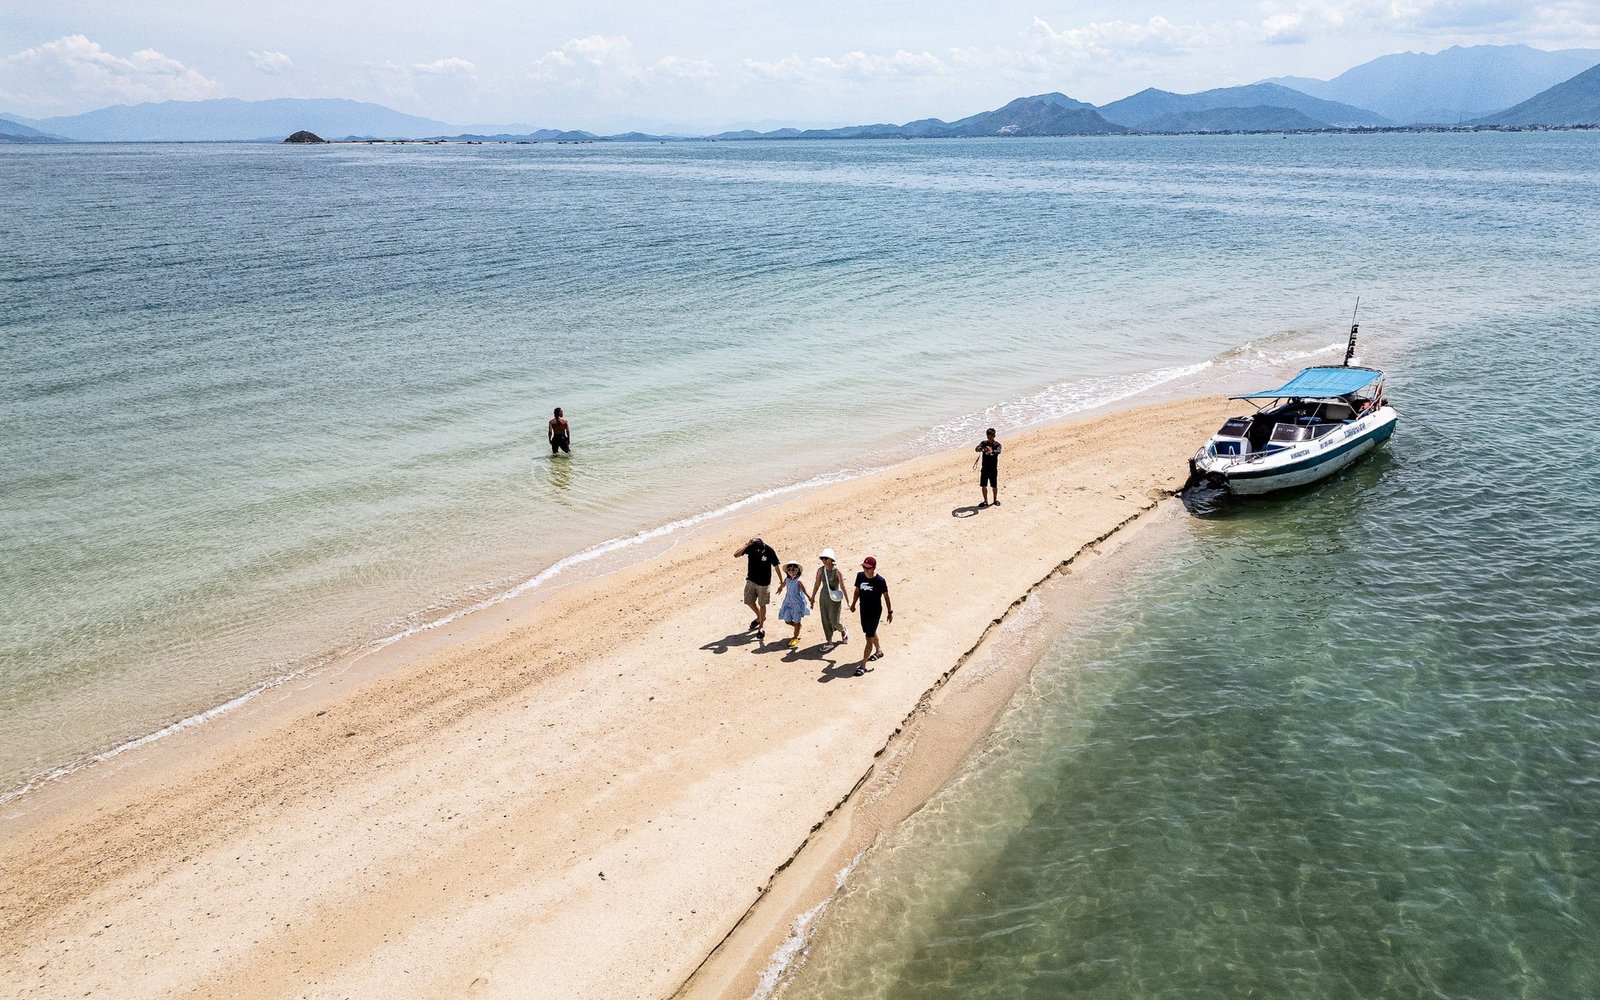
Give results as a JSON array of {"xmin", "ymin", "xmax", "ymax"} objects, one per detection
[
  {"xmin": 734, "ymin": 537, "xmax": 780, "ymax": 640},
  {"xmin": 975, "ymin": 427, "xmax": 1002, "ymax": 507},
  {"xmin": 848, "ymin": 555, "xmax": 893, "ymax": 675}
]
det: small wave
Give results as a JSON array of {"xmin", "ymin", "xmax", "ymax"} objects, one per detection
[
  {"xmin": 911, "ymin": 337, "xmax": 1343, "ymax": 454},
  {"xmin": 359, "ymin": 465, "xmax": 893, "ymax": 656},
  {"xmin": 750, "ymin": 851, "xmax": 865, "ymax": 1000},
  {"xmin": 1, "ymin": 465, "xmax": 901, "ymax": 807},
  {"xmin": 0, "ymin": 654, "xmax": 335, "ymax": 807},
  {"xmin": 914, "ymin": 362, "xmax": 1216, "ymax": 451}
]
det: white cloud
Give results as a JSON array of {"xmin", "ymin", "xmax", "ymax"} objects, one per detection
[
  {"xmin": 1258, "ymin": 2, "xmax": 1350, "ymax": 45},
  {"xmin": 1387, "ymin": 0, "xmax": 1525, "ymax": 28},
  {"xmin": 745, "ymin": 49, "xmax": 950, "ymax": 81},
  {"xmin": 742, "ymin": 17, "xmax": 1222, "ymax": 90},
  {"xmin": 1026, "ymin": 16, "xmax": 1221, "ymax": 61},
  {"xmin": 530, "ymin": 35, "xmax": 717, "ymax": 90},
  {"xmin": 647, "ymin": 55, "xmax": 717, "ymax": 81},
  {"xmin": 534, "ymin": 34, "xmax": 634, "ymax": 73},
  {"xmin": 0, "ymin": 35, "xmax": 222, "ymax": 116},
  {"xmin": 373, "ymin": 56, "xmax": 476, "ymax": 78},
  {"xmin": 1250, "ymin": 0, "xmax": 1584, "ymax": 44},
  {"xmin": 1529, "ymin": 1, "xmax": 1600, "ymax": 42},
  {"xmin": 249, "ymin": 50, "xmax": 293, "ymax": 74},
  {"xmin": 358, "ymin": 56, "xmax": 480, "ymax": 117},
  {"xmin": 732, "ymin": 16, "xmax": 1230, "ymax": 106},
  {"xmin": 410, "ymin": 57, "xmax": 476, "ymax": 76}
]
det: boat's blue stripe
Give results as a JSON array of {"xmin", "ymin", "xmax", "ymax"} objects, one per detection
[{"xmin": 1228, "ymin": 421, "xmax": 1395, "ymax": 480}]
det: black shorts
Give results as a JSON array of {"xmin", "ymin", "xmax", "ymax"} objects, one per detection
[
  {"xmin": 860, "ymin": 608, "xmax": 882, "ymax": 638},
  {"xmin": 551, "ymin": 434, "xmax": 570, "ymax": 454},
  {"xmin": 980, "ymin": 464, "xmax": 997, "ymax": 488}
]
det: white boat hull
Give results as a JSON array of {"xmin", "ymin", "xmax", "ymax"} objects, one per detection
[{"xmin": 1193, "ymin": 406, "xmax": 1398, "ymax": 495}]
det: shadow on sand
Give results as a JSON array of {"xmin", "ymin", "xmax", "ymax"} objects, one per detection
[
  {"xmin": 703, "ymin": 632, "xmax": 868, "ymax": 680},
  {"xmin": 780, "ymin": 640, "xmax": 873, "ymax": 682},
  {"xmin": 700, "ymin": 630, "xmax": 800, "ymax": 655},
  {"xmin": 817, "ymin": 661, "xmax": 870, "ymax": 683},
  {"xmin": 700, "ymin": 630, "xmax": 759, "ymax": 654},
  {"xmin": 951, "ymin": 504, "xmax": 986, "ymax": 518}
]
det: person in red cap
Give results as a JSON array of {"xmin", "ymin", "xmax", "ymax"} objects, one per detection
[{"xmin": 848, "ymin": 555, "xmax": 893, "ymax": 675}]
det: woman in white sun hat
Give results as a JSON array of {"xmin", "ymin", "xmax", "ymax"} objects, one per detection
[{"xmin": 809, "ymin": 549, "xmax": 848, "ymax": 647}]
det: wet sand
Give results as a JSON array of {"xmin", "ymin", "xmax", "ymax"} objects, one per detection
[{"xmin": 1, "ymin": 394, "xmax": 1234, "ymax": 1000}]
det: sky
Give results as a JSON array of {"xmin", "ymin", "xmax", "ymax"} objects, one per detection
[{"xmin": 3, "ymin": 1, "xmax": 1599, "ymax": 130}]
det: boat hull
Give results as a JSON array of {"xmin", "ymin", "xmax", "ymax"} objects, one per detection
[{"xmin": 1195, "ymin": 407, "xmax": 1397, "ymax": 495}]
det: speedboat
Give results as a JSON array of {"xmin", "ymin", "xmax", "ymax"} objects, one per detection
[{"xmin": 1186, "ymin": 362, "xmax": 1397, "ymax": 496}]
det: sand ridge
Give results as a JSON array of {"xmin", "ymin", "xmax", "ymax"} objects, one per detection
[{"xmin": 1, "ymin": 394, "xmax": 1234, "ymax": 1000}]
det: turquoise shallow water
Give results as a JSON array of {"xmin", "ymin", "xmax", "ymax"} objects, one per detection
[
  {"xmin": 779, "ymin": 310, "xmax": 1600, "ymax": 998},
  {"xmin": 3, "ymin": 132, "xmax": 1599, "ymax": 797}
]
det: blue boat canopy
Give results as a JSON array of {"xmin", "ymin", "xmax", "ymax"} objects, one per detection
[{"xmin": 1232, "ymin": 365, "xmax": 1384, "ymax": 400}]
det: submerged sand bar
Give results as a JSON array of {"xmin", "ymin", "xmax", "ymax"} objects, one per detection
[{"xmin": 2, "ymin": 395, "xmax": 1233, "ymax": 1000}]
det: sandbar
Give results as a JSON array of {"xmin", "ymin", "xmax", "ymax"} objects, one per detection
[{"xmin": 1, "ymin": 393, "xmax": 1235, "ymax": 1000}]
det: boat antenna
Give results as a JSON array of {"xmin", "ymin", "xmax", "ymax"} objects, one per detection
[{"xmin": 1342, "ymin": 297, "xmax": 1360, "ymax": 367}]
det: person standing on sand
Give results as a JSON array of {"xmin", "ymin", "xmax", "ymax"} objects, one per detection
[
  {"xmin": 809, "ymin": 549, "xmax": 849, "ymax": 647},
  {"xmin": 975, "ymin": 427, "xmax": 1002, "ymax": 507},
  {"xmin": 734, "ymin": 537, "xmax": 781, "ymax": 641},
  {"xmin": 777, "ymin": 561, "xmax": 811, "ymax": 648},
  {"xmin": 849, "ymin": 555, "xmax": 893, "ymax": 676},
  {"xmin": 549, "ymin": 407, "xmax": 571, "ymax": 455}
]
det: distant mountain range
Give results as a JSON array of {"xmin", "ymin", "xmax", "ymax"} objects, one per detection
[
  {"xmin": 1266, "ymin": 44, "xmax": 1600, "ymax": 124},
  {"xmin": 707, "ymin": 84, "xmax": 1390, "ymax": 139},
  {"xmin": 1099, "ymin": 83, "xmax": 1390, "ymax": 129},
  {"xmin": 0, "ymin": 117, "xmax": 65, "ymax": 143},
  {"xmin": 710, "ymin": 93, "xmax": 1125, "ymax": 139},
  {"xmin": 1470, "ymin": 62, "xmax": 1600, "ymax": 126},
  {"xmin": 4, "ymin": 98, "xmax": 456, "ymax": 143},
  {"xmin": 436, "ymin": 129, "xmax": 603, "ymax": 143},
  {"xmin": 6, "ymin": 44, "xmax": 1600, "ymax": 145},
  {"xmin": 1138, "ymin": 106, "xmax": 1327, "ymax": 133}
]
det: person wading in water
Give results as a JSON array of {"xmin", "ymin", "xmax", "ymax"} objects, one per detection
[{"xmin": 549, "ymin": 407, "xmax": 571, "ymax": 454}]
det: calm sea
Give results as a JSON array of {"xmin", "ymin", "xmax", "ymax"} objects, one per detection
[
  {"xmin": 776, "ymin": 293, "xmax": 1600, "ymax": 990},
  {"xmin": 3, "ymin": 133, "xmax": 1597, "ymax": 805}
]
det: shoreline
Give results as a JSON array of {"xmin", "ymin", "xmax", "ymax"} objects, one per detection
[
  {"xmin": 1, "ymin": 343, "xmax": 1313, "ymax": 815},
  {"xmin": 676, "ymin": 500, "xmax": 1193, "ymax": 1000},
  {"xmin": 0, "ymin": 461, "xmax": 892, "ymax": 812},
  {"xmin": 2, "ymin": 390, "xmax": 1243, "ymax": 999}
]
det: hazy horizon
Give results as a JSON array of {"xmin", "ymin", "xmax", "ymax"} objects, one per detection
[{"xmin": 5, "ymin": 2, "xmax": 1600, "ymax": 132}]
